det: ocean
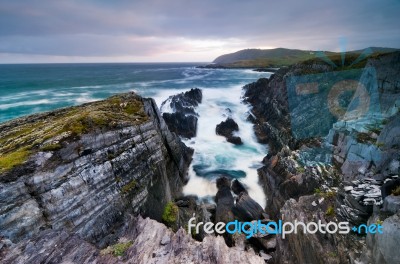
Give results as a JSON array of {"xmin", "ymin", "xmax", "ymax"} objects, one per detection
[{"xmin": 0, "ymin": 63, "xmax": 271, "ymax": 206}]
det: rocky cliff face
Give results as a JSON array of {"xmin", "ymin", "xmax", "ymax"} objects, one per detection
[
  {"xmin": 244, "ymin": 51, "xmax": 400, "ymax": 263},
  {"xmin": 0, "ymin": 93, "xmax": 193, "ymax": 248},
  {"xmin": 1, "ymin": 215, "xmax": 264, "ymax": 264}
]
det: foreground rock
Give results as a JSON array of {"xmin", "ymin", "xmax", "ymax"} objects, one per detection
[
  {"xmin": 0, "ymin": 92, "xmax": 193, "ymax": 246},
  {"xmin": 216, "ymin": 118, "xmax": 243, "ymax": 145},
  {"xmin": 161, "ymin": 88, "xmax": 202, "ymax": 138},
  {"xmin": 1, "ymin": 216, "xmax": 265, "ymax": 264}
]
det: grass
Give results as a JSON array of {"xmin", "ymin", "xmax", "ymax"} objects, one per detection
[
  {"xmin": 314, "ymin": 188, "xmax": 336, "ymax": 199},
  {"xmin": 392, "ymin": 186, "xmax": 400, "ymax": 196},
  {"xmin": 0, "ymin": 149, "xmax": 30, "ymax": 173},
  {"xmin": 162, "ymin": 202, "xmax": 179, "ymax": 227},
  {"xmin": 356, "ymin": 132, "xmax": 374, "ymax": 144},
  {"xmin": 296, "ymin": 166, "xmax": 305, "ymax": 173},
  {"xmin": 40, "ymin": 143, "xmax": 62, "ymax": 152},
  {"xmin": 326, "ymin": 206, "xmax": 335, "ymax": 216},
  {"xmin": 0, "ymin": 94, "xmax": 148, "ymax": 175},
  {"xmin": 100, "ymin": 241, "xmax": 133, "ymax": 257},
  {"xmin": 121, "ymin": 180, "xmax": 137, "ymax": 194}
]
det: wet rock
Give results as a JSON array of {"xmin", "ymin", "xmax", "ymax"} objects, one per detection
[
  {"xmin": 215, "ymin": 177, "xmax": 235, "ymax": 224},
  {"xmin": 216, "ymin": 118, "xmax": 243, "ymax": 145},
  {"xmin": 161, "ymin": 88, "xmax": 202, "ymax": 138},
  {"xmin": 231, "ymin": 179, "xmax": 247, "ymax": 195},
  {"xmin": 233, "ymin": 192, "xmax": 265, "ymax": 221},
  {"xmin": 162, "ymin": 112, "xmax": 198, "ymax": 139}
]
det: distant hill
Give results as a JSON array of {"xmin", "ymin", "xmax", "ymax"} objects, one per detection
[{"xmin": 209, "ymin": 47, "xmax": 399, "ymax": 68}]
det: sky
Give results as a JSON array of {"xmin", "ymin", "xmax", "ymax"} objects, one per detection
[{"xmin": 0, "ymin": 0, "xmax": 399, "ymax": 63}]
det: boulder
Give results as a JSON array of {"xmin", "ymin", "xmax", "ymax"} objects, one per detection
[
  {"xmin": 233, "ymin": 192, "xmax": 265, "ymax": 221},
  {"xmin": 216, "ymin": 118, "xmax": 243, "ymax": 145}
]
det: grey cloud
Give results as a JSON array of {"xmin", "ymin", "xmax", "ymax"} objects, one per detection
[{"xmin": 0, "ymin": 0, "xmax": 399, "ymax": 60}]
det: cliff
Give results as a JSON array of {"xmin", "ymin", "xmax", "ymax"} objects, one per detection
[
  {"xmin": 0, "ymin": 93, "xmax": 193, "ymax": 247},
  {"xmin": 0, "ymin": 92, "xmax": 267, "ymax": 263},
  {"xmin": 243, "ymin": 51, "xmax": 400, "ymax": 263}
]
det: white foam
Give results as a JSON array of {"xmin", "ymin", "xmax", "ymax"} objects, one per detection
[
  {"xmin": 0, "ymin": 99, "xmax": 51, "ymax": 110},
  {"xmin": 182, "ymin": 85, "xmax": 267, "ymax": 208}
]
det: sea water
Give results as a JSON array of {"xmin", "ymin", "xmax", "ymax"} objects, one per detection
[{"xmin": 0, "ymin": 63, "xmax": 271, "ymax": 207}]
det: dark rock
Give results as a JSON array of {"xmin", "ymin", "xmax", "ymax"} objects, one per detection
[
  {"xmin": 381, "ymin": 178, "xmax": 400, "ymax": 199},
  {"xmin": 215, "ymin": 177, "xmax": 235, "ymax": 246},
  {"xmin": 162, "ymin": 112, "xmax": 198, "ymax": 139},
  {"xmin": 161, "ymin": 88, "xmax": 202, "ymax": 138},
  {"xmin": 231, "ymin": 179, "xmax": 247, "ymax": 195},
  {"xmin": 216, "ymin": 118, "xmax": 243, "ymax": 145},
  {"xmin": 232, "ymin": 192, "xmax": 265, "ymax": 221}
]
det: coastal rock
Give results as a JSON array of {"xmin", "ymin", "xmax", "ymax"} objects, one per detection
[
  {"xmin": 161, "ymin": 88, "xmax": 202, "ymax": 139},
  {"xmin": 382, "ymin": 195, "xmax": 400, "ymax": 214},
  {"xmin": 1, "ymin": 216, "xmax": 265, "ymax": 264},
  {"xmin": 216, "ymin": 118, "xmax": 243, "ymax": 145},
  {"xmin": 277, "ymin": 196, "xmax": 364, "ymax": 264},
  {"xmin": 366, "ymin": 212, "xmax": 400, "ymax": 264},
  {"xmin": 232, "ymin": 192, "xmax": 265, "ymax": 221},
  {"xmin": 0, "ymin": 93, "xmax": 193, "ymax": 245}
]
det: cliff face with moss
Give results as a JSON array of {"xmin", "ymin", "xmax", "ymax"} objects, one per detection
[
  {"xmin": 0, "ymin": 93, "xmax": 193, "ymax": 247},
  {"xmin": 244, "ymin": 51, "xmax": 400, "ymax": 263}
]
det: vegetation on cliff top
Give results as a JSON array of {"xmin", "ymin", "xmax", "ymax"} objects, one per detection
[
  {"xmin": 210, "ymin": 47, "xmax": 398, "ymax": 68},
  {"xmin": 0, "ymin": 93, "xmax": 148, "ymax": 174}
]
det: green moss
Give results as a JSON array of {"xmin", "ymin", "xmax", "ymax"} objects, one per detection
[
  {"xmin": 0, "ymin": 94, "xmax": 148, "ymax": 175},
  {"xmin": 0, "ymin": 149, "xmax": 30, "ymax": 173},
  {"xmin": 374, "ymin": 142, "xmax": 385, "ymax": 148},
  {"xmin": 376, "ymin": 219, "xmax": 383, "ymax": 225},
  {"xmin": 124, "ymin": 102, "xmax": 142, "ymax": 115},
  {"xmin": 296, "ymin": 166, "xmax": 305, "ymax": 173},
  {"xmin": 162, "ymin": 202, "xmax": 179, "ymax": 227},
  {"xmin": 314, "ymin": 188, "xmax": 322, "ymax": 195},
  {"xmin": 326, "ymin": 205, "xmax": 335, "ymax": 216},
  {"xmin": 100, "ymin": 241, "xmax": 133, "ymax": 257},
  {"xmin": 121, "ymin": 180, "xmax": 137, "ymax": 194},
  {"xmin": 41, "ymin": 143, "xmax": 62, "ymax": 152},
  {"xmin": 391, "ymin": 186, "xmax": 400, "ymax": 196},
  {"xmin": 356, "ymin": 132, "xmax": 373, "ymax": 144}
]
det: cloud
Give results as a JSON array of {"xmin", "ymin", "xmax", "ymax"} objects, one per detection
[{"xmin": 0, "ymin": 0, "xmax": 399, "ymax": 62}]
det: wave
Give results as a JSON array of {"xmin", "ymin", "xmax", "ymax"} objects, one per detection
[
  {"xmin": 0, "ymin": 99, "xmax": 51, "ymax": 110},
  {"xmin": 181, "ymin": 85, "xmax": 267, "ymax": 208}
]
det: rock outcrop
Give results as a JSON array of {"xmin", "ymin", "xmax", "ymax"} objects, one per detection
[
  {"xmin": 243, "ymin": 51, "xmax": 400, "ymax": 263},
  {"xmin": 1, "ymin": 215, "xmax": 265, "ymax": 264},
  {"xmin": 0, "ymin": 93, "xmax": 193, "ymax": 247},
  {"xmin": 161, "ymin": 88, "xmax": 202, "ymax": 138},
  {"xmin": 216, "ymin": 118, "xmax": 243, "ymax": 145}
]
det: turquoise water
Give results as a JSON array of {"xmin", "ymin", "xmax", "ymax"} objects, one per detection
[
  {"xmin": 0, "ymin": 63, "xmax": 266, "ymax": 122},
  {"xmin": 0, "ymin": 63, "xmax": 271, "ymax": 206}
]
